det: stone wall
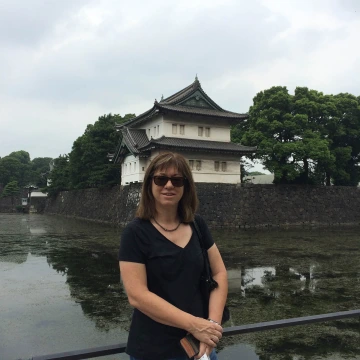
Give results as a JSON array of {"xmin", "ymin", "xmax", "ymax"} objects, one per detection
[
  {"xmin": 44, "ymin": 184, "xmax": 141, "ymax": 225},
  {"xmin": 0, "ymin": 196, "xmax": 17, "ymax": 213},
  {"xmin": 30, "ymin": 198, "xmax": 47, "ymax": 213},
  {"xmin": 44, "ymin": 184, "xmax": 360, "ymax": 227},
  {"xmin": 0, "ymin": 186, "xmax": 28, "ymax": 213},
  {"xmin": 196, "ymin": 184, "xmax": 360, "ymax": 227}
]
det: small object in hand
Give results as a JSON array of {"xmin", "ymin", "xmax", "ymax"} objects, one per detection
[
  {"xmin": 180, "ymin": 333, "xmax": 199, "ymax": 358},
  {"xmin": 198, "ymin": 354, "xmax": 210, "ymax": 360}
]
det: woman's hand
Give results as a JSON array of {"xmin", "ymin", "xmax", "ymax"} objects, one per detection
[
  {"xmin": 195, "ymin": 343, "xmax": 214, "ymax": 359},
  {"xmin": 190, "ymin": 317, "xmax": 222, "ymax": 349}
]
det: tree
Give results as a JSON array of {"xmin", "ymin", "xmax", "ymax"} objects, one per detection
[
  {"xmin": 239, "ymin": 158, "xmax": 253, "ymax": 183},
  {"xmin": 46, "ymin": 155, "xmax": 70, "ymax": 198},
  {"xmin": 0, "ymin": 151, "xmax": 32, "ymax": 187},
  {"xmin": 0, "ymin": 156, "xmax": 23, "ymax": 186},
  {"xmin": 68, "ymin": 113, "xmax": 134, "ymax": 189},
  {"xmin": 0, "ymin": 180, "xmax": 20, "ymax": 207},
  {"xmin": 237, "ymin": 86, "xmax": 359, "ymax": 185},
  {"xmin": 8, "ymin": 150, "xmax": 31, "ymax": 165},
  {"xmin": 327, "ymin": 93, "xmax": 360, "ymax": 186},
  {"xmin": 30, "ymin": 157, "xmax": 53, "ymax": 188},
  {"xmin": 0, "ymin": 151, "xmax": 53, "ymax": 189}
]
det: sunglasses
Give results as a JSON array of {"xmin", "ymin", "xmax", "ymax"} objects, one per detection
[{"xmin": 152, "ymin": 176, "xmax": 187, "ymax": 187}]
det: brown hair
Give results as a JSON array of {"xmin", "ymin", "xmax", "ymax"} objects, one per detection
[{"xmin": 136, "ymin": 152, "xmax": 198, "ymax": 222}]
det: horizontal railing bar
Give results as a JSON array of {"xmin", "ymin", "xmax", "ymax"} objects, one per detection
[
  {"xmin": 224, "ymin": 309, "xmax": 360, "ymax": 336},
  {"xmin": 31, "ymin": 309, "xmax": 360, "ymax": 360},
  {"xmin": 32, "ymin": 343, "xmax": 127, "ymax": 360}
]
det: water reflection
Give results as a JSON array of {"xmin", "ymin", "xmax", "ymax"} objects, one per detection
[
  {"xmin": 0, "ymin": 214, "xmax": 129, "ymax": 360},
  {"xmin": 228, "ymin": 265, "xmax": 318, "ymax": 300},
  {"xmin": 0, "ymin": 214, "xmax": 359, "ymax": 360},
  {"xmin": 29, "ymin": 226, "xmax": 47, "ymax": 235},
  {"xmin": 47, "ymin": 245, "xmax": 131, "ymax": 331},
  {"xmin": 215, "ymin": 227, "xmax": 360, "ymax": 360}
]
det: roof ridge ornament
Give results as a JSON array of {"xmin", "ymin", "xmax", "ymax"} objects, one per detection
[{"xmin": 194, "ymin": 74, "xmax": 200, "ymax": 87}]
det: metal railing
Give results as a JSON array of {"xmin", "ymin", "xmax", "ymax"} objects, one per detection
[{"xmin": 31, "ymin": 309, "xmax": 360, "ymax": 360}]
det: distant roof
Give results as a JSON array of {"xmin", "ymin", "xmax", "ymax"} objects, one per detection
[
  {"xmin": 156, "ymin": 103, "xmax": 243, "ymax": 119},
  {"xmin": 31, "ymin": 191, "xmax": 47, "ymax": 197},
  {"xmin": 121, "ymin": 128, "xmax": 150, "ymax": 155},
  {"xmin": 142, "ymin": 136, "xmax": 256, "ymax": 154},
  {"xmin": 116, "ymin": 77, "xmax": 248, "ymax": 129}
]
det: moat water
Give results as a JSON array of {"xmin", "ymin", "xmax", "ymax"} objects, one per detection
[{"xmin": 0, "ymin": 214, "xmax": 359, "ymax": 360}]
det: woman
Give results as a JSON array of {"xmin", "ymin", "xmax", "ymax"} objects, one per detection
[{"xmin": 119, "ymin": 152, "xmax": 228, "ymax": 360}]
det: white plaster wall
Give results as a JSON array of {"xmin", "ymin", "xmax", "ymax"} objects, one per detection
[
  {"xmin": 163, "ymin": 114, "xmax": 230, "ymax": 142},
  {"xmin": 140, "ymin": 114, "xmax": 231, "ymax": 142},
  {"xmin": 138, "ymin": 115, "xmax": 164, "ymax": 140},
  {"xmin": 190, "ymin": 159, "xmax": 241, "ymax": 184},
  {"xmin": 128, "ymin": 150, "xmax": 242, "ymax": 184},
  {"xmin": 186, "ymin": 151, "xmax": 241, "ymax": 184},
  {"xmin": 121, "ymin": 154, "xmax": 148, "ymax": 185}
]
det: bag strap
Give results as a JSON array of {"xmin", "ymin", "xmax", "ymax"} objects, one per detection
[
  {"xmin": 193, "ymin": 218, "xmax": 205, "ymax": 250},
  {"xmin": 193, "ymin": 218, "xmax": 215, "ymax": 285}
]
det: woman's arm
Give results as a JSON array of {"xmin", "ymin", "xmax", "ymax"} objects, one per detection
[
  {"xmin": 207, "ymin": 244, "xmax": 228, "ymax": 324},
  {"xmin": 119, "ymin": 261, "xmax": 223, "ymax": 348},
  {"xmin": 194, "ymin": 215, "xmax": 228, "ymax": 322},
  {"xmin": 196, "ymin": 244, "xmax": 228, "ymax": 358}
]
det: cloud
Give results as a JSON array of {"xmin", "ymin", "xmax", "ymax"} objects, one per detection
[
  {"xmin": 0, "ymin": 0, "xmax": 89, "ymax": 47},
  {"xmin": 1, "ymin": 0, "xmax": 360, "ymax": 160}
]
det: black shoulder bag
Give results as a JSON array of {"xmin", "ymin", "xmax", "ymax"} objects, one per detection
[{"xmin": 193, "ymin": 219, "xmax": 230, "ymax": 325}]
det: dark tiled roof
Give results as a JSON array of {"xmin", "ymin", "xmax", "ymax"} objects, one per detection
[
  {"xmin": 116, "ymin": 77, "xmax": 248, "ymax": 129},
  {"xmin": 121, "ymin": 128, "xmax": 149, "ymax": 154},
  {"xmin": 157, "ymin": 103, "xmax": 248, "ymax": 119},
  {"xmin": 116, "ymin": 107, "xmax": 158, "ymax": 130},
  {"xmin": 140, "ymin": 136, "xmax": 256, "ymax": 154},
  {"xmin": 160, "ymin": 81, "xmax": 197, "ymax": 105}
]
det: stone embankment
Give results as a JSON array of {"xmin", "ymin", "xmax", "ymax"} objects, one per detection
[{"xmin": 44, "ymin": 184, "xmax": 360, "ymax": 228}]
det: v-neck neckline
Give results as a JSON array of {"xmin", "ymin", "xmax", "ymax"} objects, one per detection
[{"xmin": 150, "ymin": 221, "xmax": 193, "ymax": 249}]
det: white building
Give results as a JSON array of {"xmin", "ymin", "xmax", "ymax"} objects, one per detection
[{"xmin": 111, "ymin": 77, "xmax": 256, "ymax": 185}]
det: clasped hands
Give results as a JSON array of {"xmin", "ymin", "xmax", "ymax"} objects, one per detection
[{"xmin": 191, "ymin": 317, "xmax": 222, "ymax": 359}]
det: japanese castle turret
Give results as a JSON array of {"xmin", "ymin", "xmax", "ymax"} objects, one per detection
[{"xmin": 111, "ymin": 77, "xmax": 256, "ymax": 185}]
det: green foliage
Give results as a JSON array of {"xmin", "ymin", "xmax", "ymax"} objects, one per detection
[
  {"xmin": 46, "ymin": 155, "xmax": 70, "ymax": 198},
  {"xmin": 0, "ymin": 180, "xmax": 20, "ymax": 206},
  {"xmin": 68, "ymin": 113, "xmax": 134, "ymax": 189},
  {"xmin": 1, "ymin": 180, "xmax": 20, "ymax": 197},
  {"xmin": 234, "ymin": 86, "xmax": 360, "ymax": 185},
  {"xmin": 0, "ymin": 151, "xmax": 32, "ymax": 187},
  {"xmin": 46, "ymin": 113, "xmax": 135, "ymax": 196},
  {"xmin": 0, "ymin": 151, "xmax": 52, "ymax": 188},
  {"xmin": 8, "ymin": 150, "xmax": 31, "ymax": 165},
  {"xmin": 248, "ymin": 171, "xmax": 266, "ymax": 176},
  {"xmin": 31, "ymin": 157, "xmax": 53, "ymax": 187},
  {"xmin": 240, "ymin": 158, "xmax": 253, "ymax": 183},
  {"xmin": 327, "ymin": 93, "xmax": 360, "ymax": 185},
  {"xmin": 0, "ymin": 112, "xmax": 135, "ymax": 197}
]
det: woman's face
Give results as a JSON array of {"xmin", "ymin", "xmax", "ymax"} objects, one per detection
[{"xmin": 151, "ymin": 166, "xmax": 184, "ymax": 211}]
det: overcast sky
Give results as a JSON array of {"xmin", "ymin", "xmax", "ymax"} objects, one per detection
[{"xmin": 1, "ymin": 0, "xmax": 359, "ymax": 167}]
